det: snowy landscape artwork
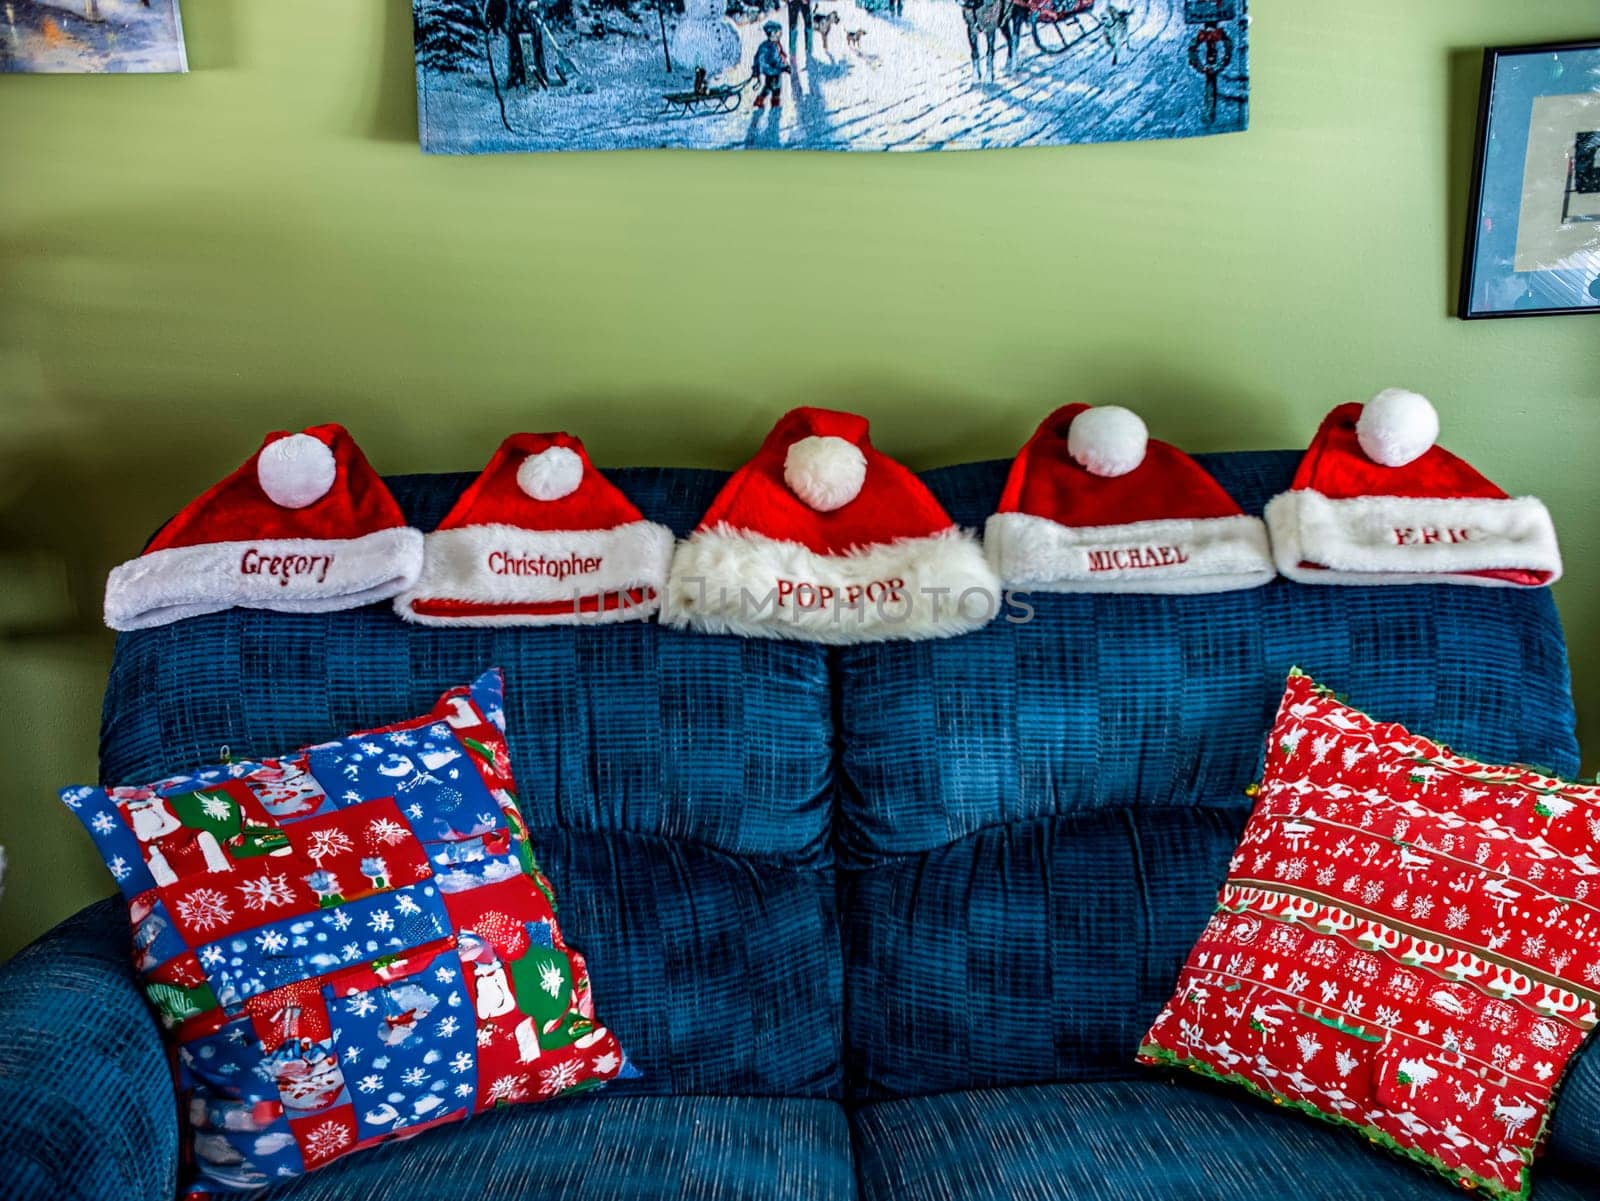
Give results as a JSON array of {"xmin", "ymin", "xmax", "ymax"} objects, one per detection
[
  {"xmin": 1, "ymin": 0, "xmax": 187, "ymax": 74},
  {"xmin": 415, "ymin": 0, "xmax": 1248, "ymax": 153}
]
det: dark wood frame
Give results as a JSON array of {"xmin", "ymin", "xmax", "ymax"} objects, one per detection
[{"xmin": 1458, "ymin": 39, "xmax": 1600, "ymax": 320}]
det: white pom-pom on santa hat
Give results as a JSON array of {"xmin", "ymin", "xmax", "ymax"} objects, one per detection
[
  {"xmin": 1068, "ymin": 406, "xmax": 1148, "ymax": 478},
  {"xmin": 517, "ymin": 446, "xmax": 585, "ymax": 501},
  {"xmin": 785, "ymin": 435, "xmax": 867, "ymax": 512},
  {"xmin": 257, "ymin": 432, "xmax": 338, "ymax": 509},
  {"xmin": 1356, "ymin": 388, "xmax": 1439, "ymax": 468}
]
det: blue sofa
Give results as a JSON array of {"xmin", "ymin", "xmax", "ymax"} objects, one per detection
[{"xmin": 2, "ymin": 451, "xmax": 1597, "ymax": 1201}]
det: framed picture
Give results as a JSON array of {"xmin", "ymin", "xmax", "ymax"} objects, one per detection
[
  {"xmin": 413, "ymin": 0, "xmax": 1249, "ymax": 154},
  {"xmin": 0, "ymin": 0, "xmax": 188, "ymax": 74},
  {"xmin": 1459, "ymin": 40, "xmax": 1600, "ymax": 319}
]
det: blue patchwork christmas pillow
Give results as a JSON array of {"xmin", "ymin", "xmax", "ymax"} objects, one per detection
[{"xmin": 61, "ymin": 669, "xmax": 629, "ymax": 1195}]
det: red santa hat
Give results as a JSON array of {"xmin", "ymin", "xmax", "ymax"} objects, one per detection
[
  {"xmin": 393, "ymin": 433, "xmax": 673, "ymax": 626},
  {"xmin": 984, "ymin": 404, "xmax": 1275, "ymax": 594},
  {"xmin": 1264, "ymin": 390, "xmax": 1561, "ymax": 588},
  {"xmin": 103, "ymin": 425, "xmax": 423, "ymax": 631},
  {"xmin": 664, "ymin": 407, "xmax": 998, "ymax": 643}
]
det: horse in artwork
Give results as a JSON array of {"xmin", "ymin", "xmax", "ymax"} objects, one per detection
[{"xmin": 960, "ymin": 0, "xmax": 1022, "ymax": 78}]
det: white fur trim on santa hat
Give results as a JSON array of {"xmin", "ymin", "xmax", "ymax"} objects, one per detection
[
  {"xmin": 1357, "ymin": 389, "xmax": 1439, "ymax": 468},
  {"xmin": 662, "ymin": 524, "xmax": 999, "ymax": 644},
  {"xmin": 1069, "ymin": 407, "xmax": 1148, "ymax": 478},
  {"xmin": 257, "ymin": 434, "xmax": 338, "ymax": 509},
  {"xmin": 103, "ymin": 526, "xmax": 425, "ymax": 631},
  {"xmin": 984, "ymin": 512, "xmax": 1275, "ymax": 594},
  {"xmin": 1263, "ymin": 490, "xmax": 1561, "ymax": 588},
  {"xmin": 784, "ymin": 436, "xmax": 867, "ymax": 512},
  {"xmin": 393, "ymin": 520, "xmax": 675, "ymax": 627}
]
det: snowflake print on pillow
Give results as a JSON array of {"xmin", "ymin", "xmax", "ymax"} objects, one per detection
[
  {"xmin": 1139, "ymin": 671, "xmax": 1600, "ymax": 1200},
  {"xmin": 60, "ymin": 669, "xmax": 629, "ymax": 1196}
]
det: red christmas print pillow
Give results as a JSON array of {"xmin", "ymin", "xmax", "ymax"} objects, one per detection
[
  {"xmin": 1139, "ymin": 671, "xmax": 1600, "ymax": 1199},
  {"xmin": 61, "ymin": 670, "xmax": 629, "ymax": 1196}
]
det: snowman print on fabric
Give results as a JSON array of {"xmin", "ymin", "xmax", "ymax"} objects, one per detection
[
  {"xmin": 374, "ymin": 982, "xmax": 437, "ymax": 1048},
  {"xmin": 123, "ymin": 792, "xmax": 185, "ymax": 865},
  {"xmin": 455, "ymin": 897, "xmax": 609, "ymax": 1101},
  {"xmin": 115, "ymin": 784, "xmax": 292, "ymax": 889},
  {"xmin": 180, "ymin": 1018, "xmax": 309, "ymax": 1189},
  {"xmin": 262, "ymin": 1009, "xmax": 348, "ymax": 1117},
  {"xmin": 247, "ymin": 757, "xmax": 333, "ymax": 821},
  {"xmin": 123, "ymin": 791, "xmax": 226, "ymax": 885},
  {"xmin": 461, "ymin": 932, "xmax": 518, "ymax": 1022},
  {"xmin": 324, "ymin": 948, "xmax": 481, "ymax": 1143}
]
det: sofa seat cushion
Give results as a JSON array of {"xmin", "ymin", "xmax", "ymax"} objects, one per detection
[
  {"xmin": 850, "ymin": 1080, "xmax": 1592, "ymax": 1201},
  {"xmin": 251, "ymin": 1095, "xmax": 854, "ymax": 1200}
]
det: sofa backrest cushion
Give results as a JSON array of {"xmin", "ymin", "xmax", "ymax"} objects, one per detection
[
  {"xmin": 837, "ymin": 451, "xmax": 1579, "ymax": 1099},
  {"xmin": 100, "ymin": 467, "xmax": 842, "ymax": 1100}
]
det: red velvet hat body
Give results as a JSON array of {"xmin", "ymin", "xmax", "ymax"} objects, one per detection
[
  {"xmin": 997, "ymin": 403, "xmax": 1250, "ymax": 524},
  {"xmin": 667, "ymin": 407, "xmax": 998, "ymax": 643},
  {"xmin": 694, "ymin": 408, "xmax": 958, "ymax": 553},
  {"xmin": 1264, "ymin": 399, "xmax": 1560, "ymax": 589},
  {"xmin": 985, "ymin": 404, "xmax": 1275, "ymax": 594},
  {"xmin": 393, "ymin": 433, "xmax": 673, "ymax": 627},
  {"xmin": 145, "ymin": 425, "xmax": 409, "ymax": 549},
  {"xmin": 1290, "ymin": 404, "xmax": 1508, "ymax": 503},
  {"xmin": 435, "ymin": 433, "xmax": 652, "ymax": 533},
  {"xmin": 103, "ymin": 425, "xmax": 423, "ymax": 630}
]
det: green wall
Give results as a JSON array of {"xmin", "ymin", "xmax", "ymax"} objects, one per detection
[{"xmin": 1, "ymin": 1, "xmax": 1596, "ymax": 958}]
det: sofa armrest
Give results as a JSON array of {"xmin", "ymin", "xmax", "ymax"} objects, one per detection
[{"xmin": 0, "ymin": 898, "xmax": 177, "ymax": 1201}]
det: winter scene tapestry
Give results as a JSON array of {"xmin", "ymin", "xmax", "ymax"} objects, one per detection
[
  {"xmin": 0, "ymin": 0, "xmax": 187, "ymax": 74},
  {"xmin": 414, "ymin": 0, "xmax": 1249, "ymax": 153}
]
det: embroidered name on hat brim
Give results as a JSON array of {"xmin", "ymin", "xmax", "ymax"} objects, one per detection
[
  {"xmin": 104, "ymin": 528, "xmax": 425, "ymax": 631},
  {"xmin": 984, "ymin": 512, "xmax": 1275, "ymax": 595},
  {"xmin": 395, "ymin": 521, "xmax": 674, "ymax": 627},
  {"xmin": 1264, "ymin": 492, "xmax": 1562, "ymax": 588},
  {"xmin": 663, "ymin": 523, "xmax": 998, "ymax": 644}
]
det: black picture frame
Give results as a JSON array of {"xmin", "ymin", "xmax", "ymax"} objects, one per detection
[{"xmin": 1458, "ymin": 39, "xmax": 1600, "ymax": 320}]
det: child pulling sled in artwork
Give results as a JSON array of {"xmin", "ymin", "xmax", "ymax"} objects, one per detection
[{"xmin": 752, "ymin": 21, "xmax": 789, "ymax": 109}]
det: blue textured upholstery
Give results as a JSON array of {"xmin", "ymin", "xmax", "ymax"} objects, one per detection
[
  {"xmin": 247, "ymin": 1094, "xmax": 854, "ymax": 1201},
  {"xmin": 526, "ymin": 829, "xmax": 841, "ymax": 1098},
  {"xmin": 844, "ymin": 808, "xmax": 1246, "ymax": 1095},
  {"xmin": 839, "ymin": 453, "xmax": 1581, "ymax": 1101},
  {"xmin": 1550, "ymin": 1011, "xmax": 1600, "ymax": 1170},
  {"xmin": 3, "ymin": 453, "xmax": 1593, "ymax": 1201},
  {"xmin": 852, "ymin": 1080, "xmax": 1596, "ymax": 1201}
]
